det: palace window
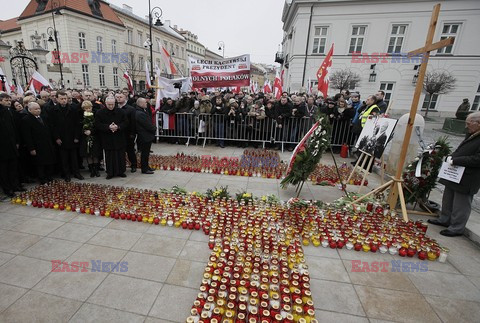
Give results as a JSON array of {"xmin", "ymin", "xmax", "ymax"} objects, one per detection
[
  {"xmin": 113, "ymin": 67, "xmax": 119, "ymax": 87},
  {"xmin": 79, "ymin": 32, "xmax": 87, "ymax": 50},
  {"xmin": 349, "ymin": 25, "xmax": 366, "ymax": 54},
  {"xmin": 312, "ymin": 26, "xmax": 328, "ymax": 54},
  {"xmin": 96, "ymin": 36, "xmax": 103, "ymax": 52},
  {"xmin": 82, "ymin": 64, "xmax": 90, "ymax": 86},
  {"xmin": 387, "ymin": 24, "xmax": 407, "ymax": 54},
  {"xmin": 379, "ymin": 82, "xmax": 395, "ymax": 106},
  {"xmin": 99, "ymin": 66, "xmax": 105, "ymax": 87},
  {"xmin": 437, "ymin": 23, "xmax": 460, "ymax": 54}
]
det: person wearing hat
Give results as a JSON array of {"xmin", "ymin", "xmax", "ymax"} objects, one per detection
[
  {"xmin": 226, "ymin": 98, "xmax": 243, "ymax": 146},
  {"xmin": 211, "ymin": 95, "xmax": 228, "ymax": 148}
]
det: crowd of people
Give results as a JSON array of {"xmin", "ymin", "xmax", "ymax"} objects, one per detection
[{"xmin": 0, "ymin": 86, "xmax": 388, "ymax": 197}]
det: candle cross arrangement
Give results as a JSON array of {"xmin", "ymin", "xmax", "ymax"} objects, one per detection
[{"xmin": 12, "ymin": 181, "xmax": 446, "ymax": 322}]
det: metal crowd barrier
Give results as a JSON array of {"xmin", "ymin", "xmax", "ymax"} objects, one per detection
[{"xmin": 155, "ymin": 112, "xmax": 354, "ymax": 150}]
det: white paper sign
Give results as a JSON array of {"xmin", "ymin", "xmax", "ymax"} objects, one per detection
[{"xmin": 438, "ymin": 162, "xmax": 465, "ymax": 184}]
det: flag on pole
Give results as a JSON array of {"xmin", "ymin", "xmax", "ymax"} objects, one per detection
[
  {"xmin": 274, "ymin": 70, "xmax": 283, "ymax": 99},
  {"xmin": 123, "ymin": 70, "xmax": 134, "ymax": 94},
  {"xmin": 250, "ymin": 79, "xmax": 255, "ymax": 94},
  {"xmin": 145, "ymin": 61, "xmax": 152, "ymax": 89},
  {"xmin": 0, "ymin": 68, "xmax": 12, "ymax": 94},
  {"xmin": 30, "ymin": 71, "xmax": 51, "ymax": 92},
  {"xmin": 286, "ymin": 121, "xmax": 321, "ymax": 175},
  {"xmin": 28, "ymin": 79, "xmax": 37, "ymax": 95},
  {"xmin": 17, "ymin": 83, "xmax": 24, "ymax": 95},
  {"xmin": 316, "ymin": 43, "xmax": 334, "ymax": 98},
  {"xmin": 263, "ymin": 79, "xmax": 272, "ymax": 93},
  {"xmin": 157, "ymin": 40, "xmax": 177, "ymax": 75}
]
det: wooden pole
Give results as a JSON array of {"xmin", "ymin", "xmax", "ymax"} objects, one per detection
[{"xmin": 387, "ymin": 4, "xmax": 441, "ymax": 210}]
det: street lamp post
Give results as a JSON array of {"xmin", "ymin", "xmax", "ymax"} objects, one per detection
[
  {"xmin": 47, "ymin": 1, "xmax": 64, "ymax": 88},
  {"xmin": 218, "ymin": 41, "xmax": 225, "ymax": 58},
  {"xmin": 148, "ymin": 0, "xmax": 163, "ymax": 85}
]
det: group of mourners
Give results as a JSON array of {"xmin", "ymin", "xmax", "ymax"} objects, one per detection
[{"xmin": 0, "ymin": 86, "xmax": 388, "ymax": 197}]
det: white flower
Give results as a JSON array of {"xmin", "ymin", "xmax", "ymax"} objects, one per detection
[{"xmin": 84, "ymin": 111, "xmax": 94, "ymax": 117}]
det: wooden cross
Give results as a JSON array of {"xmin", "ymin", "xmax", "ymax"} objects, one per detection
[{"xmin": 351, "ymin": 3, "xmax": 455, "ymax": 221}]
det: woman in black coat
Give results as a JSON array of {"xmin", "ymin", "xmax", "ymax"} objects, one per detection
[
  {"xmin": 79, "ymin": 101, "xmax": 102, "ymax": 177},
  {"xmin": 20, "ymin": 102, "xmax": 56, "ymax": 184}
]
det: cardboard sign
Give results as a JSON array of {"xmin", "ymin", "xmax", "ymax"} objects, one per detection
[{"xmin": 438, "ymin": 162, "xmax": 465, "ymax": 184}]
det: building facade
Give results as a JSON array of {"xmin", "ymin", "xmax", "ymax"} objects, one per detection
[
  {"xmin": 175, "ymin": 28, "xmax": 205, "ymax": 61},
  {"xmin": 0, "ymin": 0, "xmax": 188, "ymax": 91},
  {"xmin": 279, "ymin": 0, "xmax": 480, "ymax": 116}
]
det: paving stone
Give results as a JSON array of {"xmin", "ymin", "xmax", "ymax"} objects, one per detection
[
  {"xmin": 48, "ymin": 222, "xmax": 102, "ymax": 243},
  {"xmin": 88, "ymin": 274, "xmax": 162, "ymax": 315},
  {"xmin": 425, "ymin": 295, "xmax": 480, "ymax": 323},
  {"xmin": 70, "ymin": 303, "xmax": 145, "ymax": 323},
  {"xmin": 0, "ymin": 255, "xmax": 52, "ymax": 288},
  {"xmin": 132, "ymin": 234, "xmax": 186, "ymax": 258},
  {"xmin": 166, "ymin": 259, "xmax": 206, "ymax": 289},
  {"xmin": 0, "ymin": 283, "xmax": 27, "ymax": 312},
  {"xmin": 0, "ymin": 230, "xmax": 41, "ymax": 254},
  {"xmin": 88, "ymin": 228, "xmax": 142, "ymax": 250},
  {"xmin": 306, "ymin": 256, "xmax": 351, "ymax": 283},
  {"xmin": 116, "ymin": 251, "xmax": 176, "ymax": 283},
  {"xmin": 355, "ymin": 285, "xmax": 442, "ymax": 322},
  {"xmin": 149, "ymin": 284, "xmax": 198, "ymax": 322},
  {"xmin": 66, "ymin": 244, "xmax": 127, "ymax": 269},
  {"xmin": 21, "ymin": 237, "xmax": 81, "ymax": 261},
  {"xmin": 0, "ymin": 290, "xmax": 82, "ymax": 322}
]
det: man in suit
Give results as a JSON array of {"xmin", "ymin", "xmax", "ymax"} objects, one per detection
[
  {"xmin": 373, "ymin": 122, "xmax": 389, "ymax": 158},
  {"xmin": 0, "ymin": 93, "xmax": 22, "ymax": 197},
  {"xmin": 429, "ymin": 112, "xmax": 480, "ymax": 237},
  {"xmin": 135, "ymin": 97, "xmax": 156, "ymax": 174},
  {"xmin": 50, "ymin": 91, "xmax": 83, "ymax": 182},
  {"xmin": 21, "ymin": 102, "xmax": 55, "ymax": 184},
  {"xmin": 115, "ymin": 92, "xmax": 137, "ymax": 172},
  {"xmin": 95, "ymin": 96, "xmax": 129, "ymax": 179}
]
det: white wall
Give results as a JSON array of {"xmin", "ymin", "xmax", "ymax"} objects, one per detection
[{"xmin": 282, "ymin": 0, "xmax": 480, "ymax": 116}]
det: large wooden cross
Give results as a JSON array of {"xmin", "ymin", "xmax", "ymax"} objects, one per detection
[{"xmin": 351, "ymin": 3, "xmax": 455, "ymax": 221}]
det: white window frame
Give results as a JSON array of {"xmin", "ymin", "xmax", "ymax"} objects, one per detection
[
  {"xmin": 379, "ymin": 82, "xmax": 395, "ymax": 106},
  {"xmin": 437, "ymin": 22, "xmax": 461, "ymax": 55},
  {"xmin": 349, "ymin": 25, "xmax": 367, "ymax": 54},
  {"xmin": 96, "ymin": 36, "xmax": 103, "ymax": 52},
  {"xmin": 422, "ymin": 93, "xmax": 439, "ymax": 110},
  {"xmin": 113, "ymin": 67, "xmax": 119, "ymax": 87},
  {"xmin": 139, "ymin": 56, "xmax": 144, "ymax": 68},
  {"xmin": 127, "ymin": 29, "xmax": 133, "ymax": 44},
  {"xmin": 387, "ymin": 24, "xmax": 407, "ymax": 54},
  {"xmin": 137, "ymin": 32, "xmax": 143, "ymax": 47},
  {"xmin": 82, "ymin": 64, "xmax": 90, "ymax": 87},
  {"xmin": 99, "ymin": 66, "xmax": 105, "ymax": 87},
  {"xmin": 79, "ymin": 32, "xmax": 87, "ymax": 50},
  {"xmin": 111, "ymin": 39, "xmax": 117, "ymax": 54},
  {"xmin": 312, "ymin": 26, "xmax": 329, "ymax": 54}
]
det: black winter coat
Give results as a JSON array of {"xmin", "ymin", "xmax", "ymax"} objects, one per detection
[
  {"xmin": 95, "ymin": 108, "xmax": 129, "ymax": 150},
  {"xmin": 20, "ymin": 113, "xmax": 55, "ymax": 165},
  {"xmin": 0, "ymin": 105, "xmax": 18, "ymax": 161},
  {"xmin": 135, "ymin": 107, "xmax": 156, "ymax": 143},
  {"xmin": 49, "ymin": 104, "xmax": 81, "ymax": 149},
  {"xmin": 119, "ymin": 104, "xmax": 136, "ymax": 136},
  {"xmin": 439, "ymin": 132, "xmax": 480, "ymax": 195}
]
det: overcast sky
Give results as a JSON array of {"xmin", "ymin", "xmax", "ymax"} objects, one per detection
[{"xmin": 1, "ymin": 0, "xmax": 285, "ymax": 65}]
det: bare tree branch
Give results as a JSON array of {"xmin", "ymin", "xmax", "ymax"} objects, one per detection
[
  {"xmin": 329, "ymin": 69, "xmax": 361, "ymax": 92},
  {"xmin": 422, "ymin": 71, "xmax": 456, "ymax": 117}
]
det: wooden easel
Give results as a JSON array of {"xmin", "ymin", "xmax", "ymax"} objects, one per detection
[
  {"xmin": 347, "ymin": 150, "xmax": 374, "ymax": 193},
  {"xmin": 349, "ymin": 3, "xmax": 454, "ymax": 222}
]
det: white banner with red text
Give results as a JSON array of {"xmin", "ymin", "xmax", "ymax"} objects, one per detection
[{"xmin": 189, "ymin": 54, "xmax": 250, "ymax": 88}]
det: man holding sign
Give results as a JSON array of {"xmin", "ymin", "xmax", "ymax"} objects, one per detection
[{"xmin": 429, "ymin": 112, "xmax": 480, "ymax": 237}]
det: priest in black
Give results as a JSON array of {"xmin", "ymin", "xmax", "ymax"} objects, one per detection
[{"xmin": 95, "ymin": 96, "xmax": 129, "ymax": 179}]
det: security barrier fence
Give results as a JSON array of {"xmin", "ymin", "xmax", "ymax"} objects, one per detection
[{"xmin": 155, "ymin": 113, "xmax": 356, "ymax": 150}]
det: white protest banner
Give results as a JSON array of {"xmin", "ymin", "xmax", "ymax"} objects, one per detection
[
  {"xmin": 189, "ymin": 54, "xmax": 250, "ymax": 88},
  {"xmin": 438, "ymin": 162, "xmax": 465, "ymax": 184}
]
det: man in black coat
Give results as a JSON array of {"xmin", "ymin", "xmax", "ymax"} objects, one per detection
[
  {"xmin": 135, "ymin": 98, "xmax": 156, "ymax": 174},
  {"xmin": 115, "ymin": 92, "xmax": 137, "ymax": 172},
  {"xmin": 21, "ymin": 102, "xmax": 56, "ymax": 184},
  {"xmin": 0, "ymin": 93, "xmax": 22, "ymax": 197},
  {"xmin": 95, "ymin": 96, "xmax": 129, "ymax": 179},
  {"xmin": 430, "ymin": 112, "xmax": 480, "ymax": 237},
  {"xmin": 375, "ymin": 90, "xmax": 388, "ymax": 114},
  {"xmin": 50, "ymin": 91, "xmax": 83, "ymax": 182}
]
